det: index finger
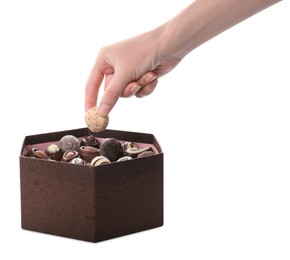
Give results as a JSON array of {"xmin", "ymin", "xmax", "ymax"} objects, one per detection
[
  {"xmin": 97, "ymin": 73, "xmax": 124, "ymax": 117},
  {"xmin": 85, "ymin": 66, "xmax": 104, "ymax": 112}
]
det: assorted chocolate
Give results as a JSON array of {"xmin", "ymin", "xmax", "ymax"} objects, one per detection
[{"xmin": 25, "ymin": 134, "xmax": 155, "ymax": 166}]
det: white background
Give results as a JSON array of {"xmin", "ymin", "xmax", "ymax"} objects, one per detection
[{"xmin": 0, "ymin": 0, "xmax": 290, "ymax": 259}]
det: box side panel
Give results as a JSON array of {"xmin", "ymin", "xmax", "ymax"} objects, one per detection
[
  {"xmin": 93, "ymin": 154, "xmax": 163, "ymax": 242},
  {"xmin": 20, "ymin": 157, "xmax": 97, "ymax": 242}
]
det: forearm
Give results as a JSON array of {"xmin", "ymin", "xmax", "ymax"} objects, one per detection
[{"xmin": 157, "ymin": 0, "xmax": 281, "ymax": 60}]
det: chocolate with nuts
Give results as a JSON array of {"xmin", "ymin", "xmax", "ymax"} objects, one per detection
[
  {"xmin": 85, "ymin": 107, "xmax": 109, "ymax": 132},
  {"xmin": 59, "ymin": 135, "xmax": 80, "ymax": 152}
]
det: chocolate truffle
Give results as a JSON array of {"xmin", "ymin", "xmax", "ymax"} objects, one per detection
[
  {"xmin": 45, "ymin": 144, "xmax": 63, "ymax": 161},
  {"xmin": 79, "ymin": 146, "xmax": 100, "ymax": 163},
  {"xmin": 91, "ymin": 156, "xmax": 110, "ymax": 166},
  {"xmin": 62, "ymin": 151, "xmax": 80, "ymax": 162},
  {"xmin": 59, "ymin": 135, "xmax": 80, "ymax": 153},
  {"xmin": 100, "ymin": 138, "xmax": 124, "ymax": 162},
  {"xmin": 85, "ymin": 107, "xmax": 109, "ymax": 132},
  {"xmin": 81, "ymin": 135, "xmax": 100, "ymax": 148}
]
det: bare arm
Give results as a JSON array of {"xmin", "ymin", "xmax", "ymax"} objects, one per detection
[{"xmin": 85, "ymin": 0, "xmax": 281, "ymax": 116}]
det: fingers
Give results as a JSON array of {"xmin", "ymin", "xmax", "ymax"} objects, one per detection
[
  {"xmin": 86, "ymin": 62, "xmax": 158, "ymax": 117},
  {"xmin": 135, "ymin": 78, "xmax": 158, "ymax": 98},
  {"xmin": 121, "ymin": 72, "xmax": 157, "ymax": 98},
  {"xmin": 85, "ymin": 65, "xmax": 105, "ymax": 112},
  {"xmin": 136, "ymin": 71, "xmax": 156, "ymax": 86},
  {"xmin": 97, "ymin": 73, "xmax": 124, "ymax": 117}
]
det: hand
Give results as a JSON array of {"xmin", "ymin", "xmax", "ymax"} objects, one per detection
[
  {"xmin": 85, "ymin": 29, "xmax": 181, "ymax": 116},
  {"xmin": 85, "ymin": 0, "xmax": 281, "ymax": 117}
]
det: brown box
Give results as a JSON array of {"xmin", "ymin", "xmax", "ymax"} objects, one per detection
[{"xmin": 20, "ymin": 127, "xmax": 163, "ymax": 242}]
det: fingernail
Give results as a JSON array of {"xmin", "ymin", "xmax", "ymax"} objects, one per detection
[
  {"xmin": 128, "ymin": 85, "xmax": 141, "ymax": 97},
  {"xmin": 148, "ymin": 74, "xmax": 157, "ymax": 81},
  {"xmin": 98, "ymin": 103, "xmax": 111, "ymax": 116}
]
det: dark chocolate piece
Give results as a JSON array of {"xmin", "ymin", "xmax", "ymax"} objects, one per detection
[
  {"xmin": 81, "ymin": 135, "xmax": 100, "ymax": 148},
  {"xmin": 100, "ymin": 138, "xmax": 124, "ymax": 162}
]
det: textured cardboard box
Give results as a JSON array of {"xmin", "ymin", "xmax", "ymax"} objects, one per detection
[{"xmin": 20, "ymin": 128, "xmax": 163, "ymax": 242}]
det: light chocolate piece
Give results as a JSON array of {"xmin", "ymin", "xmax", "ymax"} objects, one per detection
[
  {"xmin": 59, "ymin": 135, "xmax": 80, "ymax": 153},
  {"xmin": 91, "ymin": 156, "xmax": 110, "ymax": 166},
  {"xmin": 85, "ymin": 107, "xmax": 109, "ymax": 132}
]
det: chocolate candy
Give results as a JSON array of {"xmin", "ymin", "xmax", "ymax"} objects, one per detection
[
  {"xmin": 62, "ymin": 151, "xmax": 80, "ymax": 162},
  {"xmin": 100, "ymin": 138, "xmax": 124, "ymax": 162},
  {"xmin": 26, "ymin": 148, "xmax": 49, "ymax": 160},
  {"xmin": 124, "ymin": 146, "xmax": 153, "ymax": 158},
  {"xmin": 70, "ymin": 158, "xmax": 86, "ymax": 165},
  {"xmin": 81, "ymin": 135, "xmax": 100, "ymax": 148},
  {"xmin": 122, "ymin": 141, "xmax": 137, "ymax": 152},
  {"xmin": 25, "ymin": 133, "xmax": 157, "ymax": 167},
  {"xmin": 45, "ymin": 144, "xmax": 63, "ymax": 161},
  {"xmin": 85, "ymin": 107, "xmax": 109, "ymax": 132},
  {"xmin": 79, "ymin": 146, "xmax": 100, "ymax": 163},
  {"xmin": 117, "ymin": 156, "xmax": 133, "ymax": 162},
  {"xmin": 59, "ymin": 135, "xmax": 80, "ymax": 152},
  {"xmin": 91, "ymin": 156, "xmax": 110, "ymax": 166},
  {"xmin": 137, "ymin": 151, "xmax": 155, "ymax": 158}
]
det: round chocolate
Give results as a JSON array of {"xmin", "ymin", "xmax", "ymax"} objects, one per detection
[
  {"xmin": 59, "ymin": 135, "xmax": 80, "ymax": 153},
  {"xmin": 79, "ymin": 146, "xmax": 100, "ymax": 163},
  {"xmin": 27, "ymin": 148, "xmax": 49, "ymax": 160},
  {"xmin": 70, "ymin": 158, "xmax": 86, "ymax": 165},
  {"xmin": 81, "ymin": 135, "xmax": 100, "ymax": 148},
  {"xmin": 62, "ymin": 151, "xmax": 80, "ymax": 162},
  {"xmin": 91, "ymin": 156, "xmax": 110, "ymax": 166},
  {"xmin": 100, "ymin": 138, "xmax": 124, "ymax": 162},
  {"xmin": 45, "ymin": 144, "xmax": 63, "ymax": 161},
  {"xmin": 85, "ymin": 107, "xmax": 109, "ymax": 132}
]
